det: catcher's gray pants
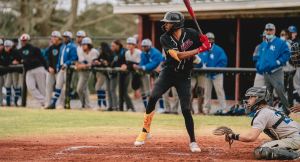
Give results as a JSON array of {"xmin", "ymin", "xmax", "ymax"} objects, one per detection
[
  {"xmin": 293, "ymin": 67, "xmax": 300, "ymax": 97},
  {"xmin": 26, "ymin": 66, "xmax": 47, "ymax": 105},
  {"xmin": 261, "ymin": 136, "xmax": 300, "ymax": 150},
  {"xmin": 254, "ymin": 73, "xmax": 265, "ymax": 87},
  {"xmin": 264, "ymin": 69, "xmax": 289, "ymax": 110},
  {"xmin": 45, "ymin": 72, "xmax": 65, "ymax": 107},
  {"xmin": 203, "ymin": 74, "xmax": 227, "ymax": 110},
  {"xmin": 76, "ymin": 71, "xmax": 91, "ymax": 108}
]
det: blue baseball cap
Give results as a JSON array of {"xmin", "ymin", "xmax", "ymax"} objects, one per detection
[{"xmin": 288, "ymin": 25, "xmax": 297, "ymax": 33}]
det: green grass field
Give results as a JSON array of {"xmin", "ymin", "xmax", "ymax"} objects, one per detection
[{"xmin": 0, "ymin": 108, "xmax": 299, "ymax": 139}]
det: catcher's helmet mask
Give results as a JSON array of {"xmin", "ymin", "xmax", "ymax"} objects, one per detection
[
  {"xmin": 243, "ymin": 86, "xmax": 270, "ymax": 113},
  {"xmin": 161, "ymin": 11, "xmax": 184, "ymax": 33}
]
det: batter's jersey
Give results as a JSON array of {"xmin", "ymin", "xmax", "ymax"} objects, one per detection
[
  {"xmin": 160, "ymin": 28, "xmax": 201, "ymax": 73},
  {"xmin": 252, "ymin": 106, "xmax": 300, "ymax": 138}
]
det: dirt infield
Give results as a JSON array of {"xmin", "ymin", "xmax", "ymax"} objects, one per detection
[{"xmin": 0, "ymin": 134, "xmax": 283, "ymax": 162}]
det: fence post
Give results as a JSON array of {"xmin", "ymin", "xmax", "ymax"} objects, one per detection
[{"xmin": 21, "ymin": 66, "xmax": 27, "ymax": 107}]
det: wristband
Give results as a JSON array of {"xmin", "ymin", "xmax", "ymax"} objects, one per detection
[{"xmin": 231, "ymin": 134, "xmax": 240, "ymax": 140}]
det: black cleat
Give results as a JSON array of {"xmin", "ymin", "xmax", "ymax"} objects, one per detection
[{"xmin": 45, "ymin": 104, "xmax": 56, "ymax": 109}]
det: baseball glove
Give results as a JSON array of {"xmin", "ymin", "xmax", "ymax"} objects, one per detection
[{"xmin": 213, "ymin": 126, "xmax": 234, "ymax": 148}]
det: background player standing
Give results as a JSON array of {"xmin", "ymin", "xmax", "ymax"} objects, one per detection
[
  {"xmin": 19, "ymin": 33, "xmax": 47, "ymax": 107},
  {"xmin": 45, "ymin": 31, "xmax": 64, "ymax": 108},
  {"xmin": 75, "ymin": 37, "xmax": 99, "ymax": 108},
  {"xmin": 199, "ymin": 32, "xmax": 228, "ymax": 114},
  {"xmin": 3, "ymin": 40, "xmax": 22, "ymax": 106},
  {"xmin": 46, "ymin": 31, "xmax": 78, "ymax": 109},
  {"xmin": 256, "ymin": 23, "xmax": 290, "ymax": 114},
  {"xmin": 134, "ymin": 11, "xmax": 211, "ymax": 152}
]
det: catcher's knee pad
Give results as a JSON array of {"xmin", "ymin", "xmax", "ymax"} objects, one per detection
[{"xmin": 254, "ymin": 147, "xmax": 300, "ymax": 160}]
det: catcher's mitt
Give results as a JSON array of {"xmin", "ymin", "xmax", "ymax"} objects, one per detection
[{"xmin": 213, "ymin": 126, "xmax": 234, "ymax": 148}]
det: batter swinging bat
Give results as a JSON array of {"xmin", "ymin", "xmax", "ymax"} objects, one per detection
[{"xmin": 183, "ymin": 0, "xmax": 203, "ymax": 35}]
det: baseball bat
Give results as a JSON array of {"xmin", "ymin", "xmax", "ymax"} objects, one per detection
[{"xmin": 183, "ymin": 0, "xmax": 203, "ymax": 35}]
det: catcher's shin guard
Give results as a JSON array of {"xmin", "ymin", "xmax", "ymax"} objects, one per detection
[
  {"xmin": 254, "ymin": 147, "xmax": 300, "ymax": 160},
  {"xmin": 134, "ymin": 111, "xmax": 155, "ymax": 146}
]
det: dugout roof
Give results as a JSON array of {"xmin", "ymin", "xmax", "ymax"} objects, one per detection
[{"xmin": 113, "ymin": 0, "xmax": 300, "ymax": 19}]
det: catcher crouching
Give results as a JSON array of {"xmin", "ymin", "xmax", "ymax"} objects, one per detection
[{"xmin": 214, "ymin": 86, "xmax": 300, "ymax": 160}]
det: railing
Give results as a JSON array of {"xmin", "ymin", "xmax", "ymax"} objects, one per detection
[
  {"xmin": 64, "ymin": 66, "xmax": 257, "ymax": 109},
  {"xmin": 0, "ymin": 65, "xmax": 258, "ymax": 108}
]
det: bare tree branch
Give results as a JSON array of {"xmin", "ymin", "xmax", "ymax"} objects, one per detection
[
  {"xmin": 62, "ymin": 0, "xmax": 78, "ymax": 31},
  {"xmin": 76, "ymin": 14, "xmax": 114, "ymax": 28}
]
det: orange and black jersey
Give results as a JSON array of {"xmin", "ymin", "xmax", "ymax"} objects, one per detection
[{"xmin": 160, "ymin": 28, "xmax": 201, "ymax": 73}]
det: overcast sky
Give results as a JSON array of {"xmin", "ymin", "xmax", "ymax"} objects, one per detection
[{"xmin": 56, "ymin": 0, "xmax": 118, "ymax": 14}]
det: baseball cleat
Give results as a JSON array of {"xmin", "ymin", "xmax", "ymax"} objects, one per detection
[
  {"xmin": 189, "ymin": 142, "xmax": 201, "ymax": 152},
  {"xmin": 45, "ymin": 104, "xmax": 55, "ymax": 109},
  {"xmin": 134, "ymin": 132, "xmax": 147, "ymax": 146},
  {"xmin": 134, "ymin": 133, "xmax": 152, "ymax": 146}
]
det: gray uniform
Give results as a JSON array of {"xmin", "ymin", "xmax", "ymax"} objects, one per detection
[
  {"xmin": 76, "ymin": 48, "xmax": 99, "ymax": 108},
  {"xmin": 203, "ymin": 73, "xmax": 227, "ymax": 111},
  {"xmin": 252, "ymin": 106, "xmax": 300, "ymax": 150},
  {"xmin": 95, "ymin": 72, "xmax": 108, "ymax": 108},
  {"xmin": 4, "ymin": 73, "xmax": 22, "ymax": 106},
  {"xmin": 45, "ymin": 72, "xmax": 65, "ymax": 107},
  {"xmin": 26, "ymin": 66, "xmax": 47, "ymax": 106},
  {"xmin": 123, "ymin": 48, "xmax": 141, "ymax": 110}
]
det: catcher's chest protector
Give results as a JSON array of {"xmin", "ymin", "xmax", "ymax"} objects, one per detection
[{"xmin": 251, "ymin": 110, "xmax": 286, "ymax": 140}]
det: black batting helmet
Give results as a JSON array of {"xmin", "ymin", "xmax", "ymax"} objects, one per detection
[{"xmin": 161, "ymin": 11, "xmax": 184, "ymax": 32}]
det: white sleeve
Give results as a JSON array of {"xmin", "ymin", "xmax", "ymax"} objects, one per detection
[{"xmin": 252, "ymin": 110, "xmax": 269, "ymax": 131}]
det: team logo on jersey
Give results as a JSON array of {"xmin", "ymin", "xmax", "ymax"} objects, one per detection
[
  {"xmin": 180, "ymin": 39, "xmax": 193, "ymax": 51},
  {"xmin": 22, "ymin": 50, "xmax": 29, "ymax": 55},
  {"xmin": 52, "ymin": 49, "xmax": 58, "ymax": 56},
  {"xmin": 113, "ymin": 56, "xmax": 118, "ymax": 62},
  {"xmin": 210, "ymin": 54, "xmax": 214, "ymax": 60},
  {"xmin": 66, "ymin": 48, "xmax": 70, "ymax": 53},
  {"xmin": 270, "ymin": 45, "xmax": 275, "ymax": 51}
]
